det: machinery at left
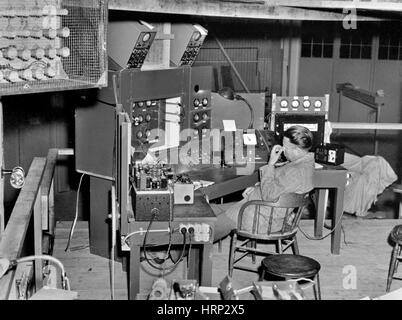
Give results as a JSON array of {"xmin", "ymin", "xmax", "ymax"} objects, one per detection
[{"xmin": 74, "ymin": 20, "xmax": 215, "ymax": 262}]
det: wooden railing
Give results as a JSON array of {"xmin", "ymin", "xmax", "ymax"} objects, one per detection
[{"xmin": 0, "ymin": 148, "xmax": 73, "ymax": 300}]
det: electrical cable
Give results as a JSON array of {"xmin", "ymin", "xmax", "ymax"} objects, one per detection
[
  {"xmin": 15, "ymin": 255, "xmax": 70, "ymax": 290},
  {"xmin": 298, "ymin": 210, "xmax": 345, "ymax": 241},
  {"xmin": 65, "ymin": 173, "xmax": 85, "ymax": 252}
]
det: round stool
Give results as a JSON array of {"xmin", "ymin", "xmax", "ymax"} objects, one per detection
[
  {"xmin": 386, "ymin": 224, "xmax": 402, "ymax": 292},
  {"xmin": 261, "ymin": 254, "xmax": 321, "ymax": 300}
]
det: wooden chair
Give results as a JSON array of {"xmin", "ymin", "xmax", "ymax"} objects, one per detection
[{"xmin": 228, "ymin": 193, "xmax": 309, "ymax": 277}]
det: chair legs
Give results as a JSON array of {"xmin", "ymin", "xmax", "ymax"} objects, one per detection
[
  {"xmin": 313, "ymin": 273, "xmax": 321, "ymax": 300},
  {"xmin": 291, "ymin": 236, "xmax": 299, "ymax": 255},
  {"xmin": 387, "ymin": 243, "xmax": 401, "ymax": 292},
  {"xmin": 228, "ymin": 232, "xmax": 237, "ymax": 277}
]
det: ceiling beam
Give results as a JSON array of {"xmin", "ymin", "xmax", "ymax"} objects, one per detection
[
  {"xmin": 268, "ymin": 0, "xmax": 402, "ymax": 12},
  {"xmin": 109, "ymin": 0, "xmax": 384, "ymax": 21}
]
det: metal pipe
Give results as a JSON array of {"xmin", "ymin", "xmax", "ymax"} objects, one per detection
[
  {"xmin": 213, "ymin": 35, "xmax": 251, "ymax": 93},
  {"xmin": 331, "ymin": 122, "xmax": 402, "ymax": 130}
]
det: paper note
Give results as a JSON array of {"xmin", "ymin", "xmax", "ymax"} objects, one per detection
[{"xmin": 222, "ymin": 120, "xmax": 237, "ymax": 132}]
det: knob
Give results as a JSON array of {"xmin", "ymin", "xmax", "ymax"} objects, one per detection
[
  {"xmin": 202, "ymin": 98, "xmax": 208, "ymax": 106},
  {"xmin": 146, "ymin": 100, "xmax": 152, "ymax": 107},
  {"xmin": 32, "ymin": 47, "xmax": 45, "ymax": 60},
  {"xmin": 57, "ymin": 47, "xmax": 70, "ymax": 58},
  {"xmin": 43, "ymin": 29, "xmax": 57, "ymax": 39},
  {"xmin": 138, "ymin": 101, "xmax": 144, "ymax": 108},
  {"xmin": 57, "ymin": 27, "xmax": 70, "ymax": 38},
  {"xmin": 18, "ymin": 49, "xmax": 31, "ymax": 61},
  {"xmin": 45, "ymin": 67, "xmax": 56, "ymax": 78},
  {"xmin": 5, "ymin": 71, "xmax": 19, "ymax": 83},
  {"xmin": 136, "ymin": 131, "xmax": 143, "ymax": 139},
  {"xmin": 202, "ymin": 113, "xmax": 208, "ymax": 120},
  {"xmin": 44, "ymin": 47, "xmax": 57, "ymax": 59},
  {"xmin": 193, "ymin": 99, "xmax": 200, "ymax": 107},
  {"xmin": 4, "ymin": 47, "xmax": 17, "ymax": 60},
  {"xmin": 138, "ymin": 115, "xmax": 144, "ymax": 123},
  {"xmin": 145, "ymin": 130, "xmax": 151, "ymax": 137},
  {"xmin": 32, "ymin": 68, "xmax": 45, "ymax": 80},
  {"xmin": 18, "ymin": 69, "xmax": 32, "ymax": 81},
  {"xmin": 145, "ymin": 114, "xmax": 151, "ymax": 122}
]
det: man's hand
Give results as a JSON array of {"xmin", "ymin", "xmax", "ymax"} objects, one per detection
[{"xmin": 268, "ymin": 145, "xmax": 284, "ymax": 166}]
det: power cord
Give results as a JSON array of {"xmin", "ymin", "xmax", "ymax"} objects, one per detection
[
  {"xmin": 65, "ymin": 173, "xmax": 85, "ymax": 252},
  {"xmin": 298, "ymin": 211, "xmax": 346, "ymax": 241}
]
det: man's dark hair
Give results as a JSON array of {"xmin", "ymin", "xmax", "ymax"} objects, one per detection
[{"xmin": 283, "ymin": 125, "xmax": 313, "ymax": 151}]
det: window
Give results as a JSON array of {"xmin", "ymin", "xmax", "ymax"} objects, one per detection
[
  {"xmin": 378, "ymin": 36, "xmax": 402, "ymax": 60},
  {"xmin": 339, "ymin": 34, "xmax": 372, "ymax": 59},
  {"xmin": 301, "ymin": 35, "xmax": 334, "ymax": 58}
]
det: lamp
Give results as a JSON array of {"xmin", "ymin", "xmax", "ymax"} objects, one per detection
[
  {"xmin": 218, "ymin": 87, "xmax": 254, "ymax": 129},
  {"xmin": 218, "ymin": 87, "xmax": 269, "ymax": 151}
]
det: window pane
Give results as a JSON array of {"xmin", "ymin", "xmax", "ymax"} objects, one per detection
[
  {"xmin": 301, "ymin": 43, "xmax": 311, "ymax": 57},
  {"xmin": 379, "ymin": 36, "xmax": 389, "ymax": 46},
  {"xmin": 312, "ymin": 43, "xmax": 322, "ymax": 57},
  {"xmin": 361, "ymin": 45, "xmax": 371, "ymax": 59},
  {"xmin": 378, "ymin": 46, "xmax": 388, "ymax": 59},
  {"xmin": 389, "ymin": 46, "xmax": 398, "ymax": 60},
  {"xmin": 323, "ymin": 44, "xmax": 333, "ymax": 58},
  {"xmin": 351, "ymin": 45, "xmax": 361, "ymax": 59},
  {"xmin": 340, "ymin": 44, "xmax": 350, "ymax": 58},
  {"xmin": 390, "ymin": 37, "xmax": 399, "ymax": 47}
]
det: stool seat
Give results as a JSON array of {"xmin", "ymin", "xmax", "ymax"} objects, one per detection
[
  {"xmin": 262, "ymin": 254, "xmax": 321, "ymax": 279},
  {"xmin": 390, "ymin": 225, "xmax": 402, "ymax": 245}
]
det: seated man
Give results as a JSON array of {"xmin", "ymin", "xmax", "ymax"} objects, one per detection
[{"xmin": 211, "ymin": 125, "xmax": 315, "ymax": 242}]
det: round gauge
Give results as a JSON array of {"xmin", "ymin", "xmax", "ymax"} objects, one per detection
[
  {"xmin": 303, "ymin": 100, "xmax": 311, "ymax": 108},
  {"xmin": 138, "ymin": 101, "xmax": 144, "ymax": 108},
  {"xmin": 193, "ymin": 99, "xmax": 200, "ymax": 107},
  {"xmin": 145, "ymin": 114, "xmax": 151, "ymax": 122},
  {"xmin": 202, "ymin": 98, "xmax": 208, "ymax": 106},
  {"xmin": 136, "ymin": 131, "xmax": 143, "ymax": 138},
  {"xmin": 146, "ymin": 100, "xmax": 152, "ymax": 107},
  {"xmin": 291, "ymin": 100, "xmax": 300, "ymax": 108},
  {"xmin": 192, "ymin": 31, "xmax": 201, "ymax": 41},
  {"xmin": 280, "ymin": 99, "xmax": 288, "ymax": 108},
  {"xmin": 142, "ymin": 33, "xmax": 151, "ymax": 42},
  {"xmin": 193, "ymin": 114, "xmax": 200, "ymax": 122},
  {"xmin": 314, "ymin": 100, "xmax": 322, "ymax": 108}
]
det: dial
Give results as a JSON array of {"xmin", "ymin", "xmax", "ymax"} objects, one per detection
[
  {"xmin": 192, "ymin": 31, "xmax": 201, "ymax": 41},
  {"xmin": 145, "ymin": 114, "xmax": 151, "ymax": 122},
  {"xmin": 202, "ymin": 113, "xmax": 208, "ymax": 120},
  {"xmin": 280, "ymin": 99, "xmax": 288, "ymax": 108},
  {"xmin": 145, "ymin": 130, "xmax": 151, "ymax": 137},
  {"xmin": 146, "ymin": 100, "xmax": 152, "ymax": 107},
  {"xmin": 136, "ymin": 131, "xmax": 143, "ymax": 138},
  {"xmin": 138, "ymin": 101, "xmax": 144, "ymax": 108},
  {"xmin": 142, "ymin": 33, "xmax": 150, "ymax": 42},
  {"xmin": 193, "ymin": 114, "xmax": 200, "ymax": 122},
  {"xmin": 202, "ymin": 98, "xmax": 208, "ymax": 106},
  {"xmin": 138, "ymin": 115, "xmax": 144, "ymax": 123},
  {"xmin": 291, "ymin": 100, "xmax": 300, "ymax": 108},
  {"xmin": 193, "ymin": 99, "xmax": 200, "ymax": 107},
  {"xmin": 314, "ymin": 100, "xmax": 322, "ymax": 108},
  {"xmin": 303, "ymin": 100, "xmax": 311, "ymax": 108}
]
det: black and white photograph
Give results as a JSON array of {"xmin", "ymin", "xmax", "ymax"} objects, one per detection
[{"xmin": 0, "ymin": 0, "xmax": 402, "ymax": 306}]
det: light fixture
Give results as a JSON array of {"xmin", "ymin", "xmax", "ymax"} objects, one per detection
[
  {"xmin": 218, "ymin": 87, "xmax": 254, "ymax": 129},
  {"xmin": 217, "ymin": 87, "xmax": 269, "ymax": 151}
]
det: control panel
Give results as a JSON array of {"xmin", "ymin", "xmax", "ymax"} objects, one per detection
[
  {"xmin": 188, "ymin": 89, "xmax": 212, "ymax": 140},
  {"xmin": 130, "ymin": 99, "xmax": 164, "ymax": 148},
  {"xmin": 271, "ymin": 94, "xmax": 329, "ymax": 116},
  {"xmin": 126, "ymin": 30, "xmax": 156, "ymax": 69},
  {"xmin": 170, "ymin": 24, "xmax": 207, "ymax": 67}
]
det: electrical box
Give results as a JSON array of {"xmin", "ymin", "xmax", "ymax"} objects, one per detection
[
  {"xmin": 170, "ymin": 24, "xmax": 207, "ymax": 67},
  {"xmin": 132, "ymin": 187, "xmax": 172, "ymax": 221},
  {"xmin": 315, "ymin": 143, "xmax": 345, "ymax": 166},
  {"xmin": 0, "ymin": 0, "xmax": 108, "ymax": 96}
]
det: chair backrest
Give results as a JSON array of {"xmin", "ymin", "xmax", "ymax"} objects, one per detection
[{"xmin": 237, "ymin": 193, "xmax": 309, "ymax": 239}]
